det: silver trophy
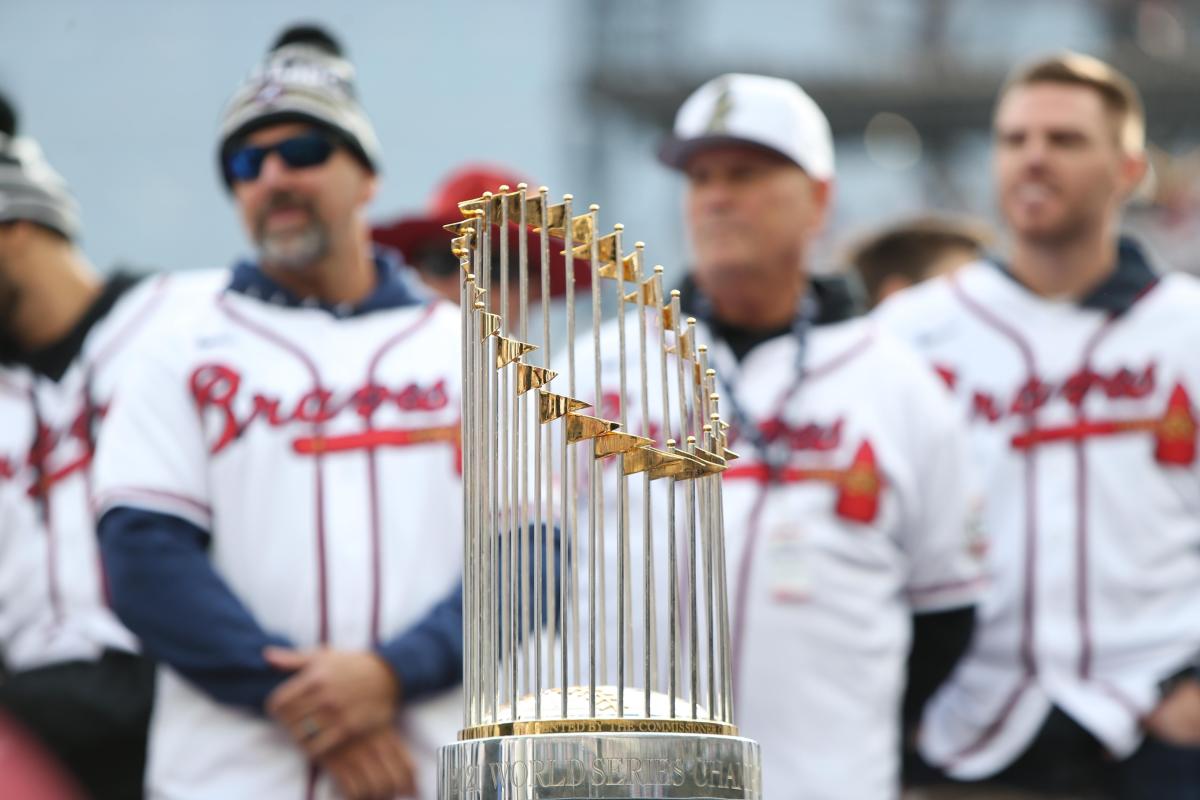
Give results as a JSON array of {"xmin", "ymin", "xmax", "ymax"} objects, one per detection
[{"xmin": 441, "ymin": 186, "xmax": 761, "ymax": 799}]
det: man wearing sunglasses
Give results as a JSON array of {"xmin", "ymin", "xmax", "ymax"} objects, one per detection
[{"xmin": 94, "ymin": 24, "xmax": 464, "ymax": 800}]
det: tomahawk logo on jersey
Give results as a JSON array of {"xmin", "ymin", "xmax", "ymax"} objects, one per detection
[
  {"xmin": 876, "ymin": 248, "xmax": 1200, "ymax": 779},
  {"xmin": 93, "ymin": 262, "xmax": 464, "ymax": 799},
  {"xmin": 574, "ymin": 308, "xmax": 983, "ymax": 800}
]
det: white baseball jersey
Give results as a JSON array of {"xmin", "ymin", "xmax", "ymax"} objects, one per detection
[
  {"xmin": 574, "ymin": 311, "xmax": 982, "ymax": 800},
  {"xmin": 93, "ymin": 283, "xmax": 464, "ymax": 800},
  {"xmin": 0, "ymin": 369, "xmax": 46, "ymax": 671},
  {"xmin": 1, "ymin": 270, "xmax": 226, "ymax": 672},
  {"xmin": 876, "ymin": 256, "xmax": 1200, "ymax": 779}
]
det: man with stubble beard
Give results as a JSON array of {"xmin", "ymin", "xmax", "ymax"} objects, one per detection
[
  {"xmin": 93, "ymin": 24, "xmax": 464, "ymax": 800},
  {"xmin": 879, "ymin": 53, "xmax": 1200, "ymax": 799}
]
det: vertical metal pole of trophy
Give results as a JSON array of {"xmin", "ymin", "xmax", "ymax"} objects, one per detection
[
  {"xmin": 632, "ymin": 245, "xmax": 655, "ymax": 718},
  {"xmin": 460, "ymin": 268, "xmax": 472, "ymax": 728},
  {"xmin": 515, "ymin": 185, "xmax": 532, "ymax": 707},
  {"xmin": 495, "ymin": 187, "xmax": 515, "ymax": 719},
  {"xmin": 668, "ymin": 291, "xmax": 698, "ymax": 718},
  {"xmin": 460, "ymin": 229, "xmax": 481, "ymax": 730},
  {"xmin": 711, "ymin": 390, "xmax": 735, "ymax": 725},
  {"xmin": 535, "ymin": 187, "xmax": 551, "ymax": 719},
  {"xmin": 473, "ymin": 298, "xmax": 486, "ymax": 724},
  {"xmin": 513, "ymin": 184, "xmax": 537, "ymax": 714},
  {"xmin": 708, "ymin": 393, "xmax": 732, "ymax": 724},
  {"xmin": 587, "ymin": 204, "xmax": 603, "ymax": 717},
  {"xmin": 685, "ymin": 319, "xmax": 703, "ymax": 718},
  {"xmin": 560, "ymin": 195, "xmax": 577, "ymax": 716},
  {"xmin": 696, "ymin": 352, "xmax": 717, "ymax": 721},
  {"xmin": 476, "ymin": 195, "xmax": 495, "ymax": 725},
  {"xmin": 612, "ymin": 224, "xmax": 629, "ymax": 717},
  {"xmin": 468, "ymin": 219, "xmax": 487, "ymax": 734},
  {"xmin": 662, "ymin": 287, "xmax": 681, "ymax": 719}
]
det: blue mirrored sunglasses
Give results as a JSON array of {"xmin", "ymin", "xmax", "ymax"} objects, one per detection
[{"xmin": 226, "ymin": 133, "xmax": 336, "ymax": 182}]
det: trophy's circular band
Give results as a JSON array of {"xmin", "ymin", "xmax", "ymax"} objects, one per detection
[{"xmin": 458, "ymin": 718, "xmax": 738, "ymax": 740}]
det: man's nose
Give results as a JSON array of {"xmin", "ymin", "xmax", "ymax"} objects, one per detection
[
  {"xmin": 256, "ymin": 151, "xmax": 294, "ymax": 187},
  {"xmin": 1018, "ymin": 135, "xmax": 1050, "ymax": 167},
  {"xmin": 695, "ymin": 178, "xmax": 734, "ymax": 211}
]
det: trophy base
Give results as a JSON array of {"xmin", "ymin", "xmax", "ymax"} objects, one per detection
[{"xmin": 439, "ymin": 732, "xmax": 761, "ymax": 799}]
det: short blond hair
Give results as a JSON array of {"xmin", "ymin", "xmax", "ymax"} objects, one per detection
[{"xmin": 1000, "ymin": 52, "xmax": 1145, "ymax": 154}]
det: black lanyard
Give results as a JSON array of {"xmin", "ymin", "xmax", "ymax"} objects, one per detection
[{"xmin": 701, "ymin": 293, "xmax": 818, "ymax": 483}]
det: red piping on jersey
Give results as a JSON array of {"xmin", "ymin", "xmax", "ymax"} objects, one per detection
[
  {"xmin": 945, "ymin": 674, "xmax": 1035, "ymax": 767},
  {"xmin": 218, "ymin": 297, "xmax": 332, "ymax": 646},
  {"xmin": 907, "ymin": 575, "xmax": 989, "ymax": 603},
  {"xmin": 363, "ymin": 302, "xmax": 440, "ymax": 645},
  {"xmin": 305, "ymin": 763, "xmax": 319, "ymax": 800},
  {"xmin": 94, "ymin": 487, "xmax": 213, "ymax": 522},
  {"xmin": 87, "ymin": 275, "xmax": 171, "ymax": 368},
  {"xmin": 945, "ymin": 275, "xmax": 1041, "ymax": 765},
  {"xmin": 1074, "ymin": 316, "xmax": 1121, "ymax": 681},
  {"xmin": 1098, "ymin": 679, "xmax": 1147, "ymax": 721},
  {"xmin": 727, "ymin": 328, "xmax": 874, "ymax": 708}
]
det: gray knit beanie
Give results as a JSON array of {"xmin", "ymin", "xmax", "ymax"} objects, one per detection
[
  {"xmin": 0, "ymin": 94, "xmax": 81, "ymax": 241},
  {"xmin": 217, "ymin": 24, "xmax": 381, "ymax": 189}
]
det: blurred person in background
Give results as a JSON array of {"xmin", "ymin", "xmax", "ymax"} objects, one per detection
[
  {"xmin": 577, "ymin": 72, "xmax": 984, "ymax": 800},
  {"xmin": 0, "ymin": 91, "xmax": 224, "ymax": 800},
  {"xmin": 847, "ymin": 214, "xmax": 993, "ymax": 309},
  {"xmin": 372, "ymin": 162, "xmax": 592, "ymax": 318},
  {"xmin": 0, "ymin": 710, "xmax": 88, "ymax": 800},
  {"xmin": 879, "ymin": 52, "xmax": 1200, "ymax": 799},
  {"xmin": 93, "ymin": 24, "xmax": 463, "ymax": 800}
]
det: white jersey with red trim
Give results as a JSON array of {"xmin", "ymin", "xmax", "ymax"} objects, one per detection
[
  {"xmin": 0, "ymin": 369, "xmax": 47, "ymax": 671},
  {"xmin": 92, "ymin": 289, "xmax": 463, "ymax": 800},
  {"xmin": 876, "ymin": 261, "xmax": 1200, "ymax": 779},
  {"xmin": 5, "ymin": 270, "xmax": 227, "ymax": 671},
  {"xmin": 575, "ymin": 312, "xmax": 981, "ymax": 800}
]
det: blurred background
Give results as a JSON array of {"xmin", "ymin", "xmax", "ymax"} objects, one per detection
[{"xmin": 1, "ymin": 0, "xmax": 1198, "ymax": 277}]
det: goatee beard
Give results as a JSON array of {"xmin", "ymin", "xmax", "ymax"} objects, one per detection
[{"xmin": 254, "ymin": 192, "xmax": 330, "ymax": 272}]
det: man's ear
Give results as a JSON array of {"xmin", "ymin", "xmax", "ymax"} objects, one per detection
[
  {"xmin": 359, "ymin": 171, "xmax": 379, "ymax": 208},
  {"xmin": 1120, "ymin": 151, "xmax": 1149, "ymax": 199},
  {"xmin": 807, "ymin": 178, "xmax": 835, "ymax": 235}
]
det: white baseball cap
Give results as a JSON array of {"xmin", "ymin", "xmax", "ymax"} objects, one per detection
[{"xmin": 658, "ymin": 73, "xmax": 835, "ymax": 181}]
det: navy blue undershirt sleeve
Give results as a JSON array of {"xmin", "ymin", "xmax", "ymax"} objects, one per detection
[
  {"xmin": 98, "ymin": 506, "xmax": 295, "ymax": 712},
  {"xmin": 375, "ymin": 581, "xmax": 463, "ymax": 702},
  {"xmin": 903, "ymin": 605, "xmax": 976, "ymax": 735}
]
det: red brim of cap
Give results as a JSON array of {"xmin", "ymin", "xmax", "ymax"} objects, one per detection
[{"xmin": 372, "ymin": 215, "xmax": 595, "ymax": 298}]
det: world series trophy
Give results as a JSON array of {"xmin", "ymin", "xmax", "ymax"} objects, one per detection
[{"xmin": 440, "ymin": 184, "xmax": 762, "ymax": 799}]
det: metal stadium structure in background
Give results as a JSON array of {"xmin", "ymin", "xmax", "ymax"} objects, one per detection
[{"xmin": 438, "ymin": 184, "xmax": 762, "ymax": 799}]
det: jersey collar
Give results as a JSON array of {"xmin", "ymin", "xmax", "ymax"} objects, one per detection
[
  {"xmin": 677, "ymin": 272, "xmax": 862, "ymax": 361},
  {"xmin": 991, "ymin": 236, "xmax": 1159, "ymax": 317},
  {"xmin": 17, "ymin": 272, "xmax": 142, "ymax": 381},
  {"xmin": 227, "ymin": 249, "xmax": 431, "ymax": 318}
]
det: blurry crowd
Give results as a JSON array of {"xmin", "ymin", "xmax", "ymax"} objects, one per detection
[{"xmin": 0, "ymin": 18, "xmax": 1198, "ymax": 800}]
